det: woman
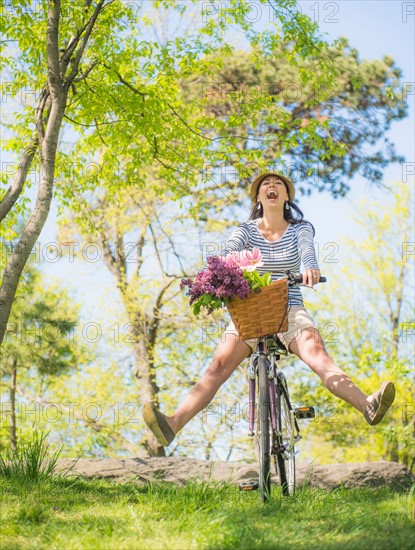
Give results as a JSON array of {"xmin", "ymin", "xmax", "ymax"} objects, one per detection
[{"xmin": 143, "ymin": 172, "xmax": 395, "ymax": 446}]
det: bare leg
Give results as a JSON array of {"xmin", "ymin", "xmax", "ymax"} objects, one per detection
[
  {"xmin": 166, "ymin": 334, "xmax": 252, "ymax": 434},
  {"xmin": 289, "ymin": 328, "xmax": 369, "ymax": 414}
]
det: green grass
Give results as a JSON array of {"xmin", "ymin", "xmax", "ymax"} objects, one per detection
[
  {"xmin": 0, "ymin": 430, "xmax": 72, "ymax": 483},
  {"xmin": 1, "ymin": 475, "xmax": 413, "ymax": 550}
]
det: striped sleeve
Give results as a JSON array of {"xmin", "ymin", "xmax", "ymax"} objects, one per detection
[
  {"xmin": 296, "ymin": 222, "xmax": 319, "ymax": 270},
  {"xmin": 221, "ymin": 222, "xmax": 250, "ymax": 255}
]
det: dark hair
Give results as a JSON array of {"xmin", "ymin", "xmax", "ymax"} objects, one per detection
[{"xmin": 248, "ymin": 182, "xmax": 315, "ymax": 236}]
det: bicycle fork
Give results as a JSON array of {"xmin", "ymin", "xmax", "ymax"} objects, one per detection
[
  {"xmin": 248, "ymin": 343, "xmax": 279, "ymax": 436},
  {"xmin": 248, "ymin": 374, "xmax": 256, "ymax": 436},
  {"xmin": 248, "ymin": 350, "xmax": 296, "ymax": 447}
]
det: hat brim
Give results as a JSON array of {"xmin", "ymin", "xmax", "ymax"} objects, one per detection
[{"xmin": 250, "ymin": 172, "xmax": 295, "ymax": 203}]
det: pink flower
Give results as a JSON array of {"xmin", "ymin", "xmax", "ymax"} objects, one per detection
[
  {"xmin": 241, "ymin": 248, "xmax": 264, "ymax": 272},
  {"xmin": 224, "ymin": 252, "xmax": 241, "ymax": 267},
  {"xmin": 224, "ymin": 247, "xmax": 264, "ymax": 272}
]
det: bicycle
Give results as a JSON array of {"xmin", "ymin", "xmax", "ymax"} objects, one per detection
[{"xmin": 239, "ymin": 270, "xmax": 326, "ymax": 502}]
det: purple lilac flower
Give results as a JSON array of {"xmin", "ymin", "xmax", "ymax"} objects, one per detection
[{"xmin": 180, "ymin": 255, "xmax": 250, "ymax": 307}]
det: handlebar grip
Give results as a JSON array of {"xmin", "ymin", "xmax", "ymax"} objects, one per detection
[{"xmin": 291, "ymin": 273, "xmax": 327, "ymax": 284}]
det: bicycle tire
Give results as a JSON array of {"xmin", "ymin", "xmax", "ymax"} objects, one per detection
[
  {"xmin": 275, "ymin": 382, "xmax": 296, "ymax": 496},
  {"xmin": 256, "ymin": 356, "xmax": 271, "ymax": 502}
]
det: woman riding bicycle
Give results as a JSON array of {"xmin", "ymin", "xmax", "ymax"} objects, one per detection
[{"xmin": 143, "ymin": 172, "xmax": 395, "ymax": 446}]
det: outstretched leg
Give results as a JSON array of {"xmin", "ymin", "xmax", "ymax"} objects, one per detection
[
  {"xmin": 143, "ymin": 333, "xmax": 252, "ymax": 444},
  {"xmin": 288, "ymin": 328, "xmax": 395, "ymax": 423}
]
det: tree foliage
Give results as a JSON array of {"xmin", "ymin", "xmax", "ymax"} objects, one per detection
[
  {"xmin": 0, "ymin": 0, "xmax": 365, "ymax": 344},
  {"xmin": 292, "ymin": 181, "xmax": 414, "ymax": 467},
  {"xmin": 182, "ymin": 43, "xmax": 406, "ymax": 198},
  {"xmin": 0, "ymin": 245, "xmax": 91, "ymax": 451}
]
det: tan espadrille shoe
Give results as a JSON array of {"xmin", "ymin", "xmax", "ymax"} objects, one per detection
[
  {"xmin": 142, "ymin": 402, "xmax": 175, "ymax": 446},
  {"xmin": 364, "ymin": 381, "xmax": 396, "ymax": 426}
]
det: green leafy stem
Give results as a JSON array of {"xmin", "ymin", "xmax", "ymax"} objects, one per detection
[{"xmin": 243, "ymin": 270, "xmax": 272, "ymax": 289}]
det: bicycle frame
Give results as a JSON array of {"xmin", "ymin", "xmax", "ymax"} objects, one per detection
[
  {"xmin": 247, "ymin": 336, "xmax": 296, "ymax": 441},
  {"xmin": 246, "ymin": 336, "xmax": 301, "ymax": 499}
]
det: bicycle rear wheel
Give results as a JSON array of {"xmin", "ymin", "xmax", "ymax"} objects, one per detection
[
  {"xmin": 256, "ymin": 356, "xmax": 271, "ymax": 502},
  {"xmin": 275, "ymin": 382, "xmax": 296, "ymax": 496}
]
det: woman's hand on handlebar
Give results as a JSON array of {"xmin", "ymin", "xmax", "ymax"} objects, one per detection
[{"xmin": 303, "ymin": 268, "xmax": 321, "ymax": 288}]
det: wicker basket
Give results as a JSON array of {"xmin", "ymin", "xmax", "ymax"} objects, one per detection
[{"xmin": 227, "ymin": 278, "xmax": 289, "ymax": 340}]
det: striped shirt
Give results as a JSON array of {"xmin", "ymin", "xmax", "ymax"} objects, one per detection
[{"xmin": 221, "ymin": 219, "xmax": 320, "ymax": 307}]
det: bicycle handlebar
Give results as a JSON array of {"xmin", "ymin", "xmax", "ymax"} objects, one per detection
[{"xmin": 285, "ymin": 270, "xmax": 327, "ymax": 285}]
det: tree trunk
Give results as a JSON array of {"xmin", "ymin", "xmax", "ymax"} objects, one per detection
[
  {"xmin": 132, "ymin": 331, "xmax": 165, "ymax": 457},
  {"xmin": 0, "ymin": 0, "xmax": 68, "ymax": 344},
  {"xmin": 0, "ymin": 102, "xmax": 65, "ymax": 344},
  {"xmin": 9, "ymin": 358, "xmax": 17, "ymax": 451},
  {"xmin": 93, "ymin": 213, "xmax": 166, "ymax": 457},
  {"xmin": 0, "ymin": 0, "xmax": 106, "ymax": 343}
]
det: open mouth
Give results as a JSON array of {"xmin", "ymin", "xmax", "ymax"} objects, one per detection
[{"xmin": 267, "ymin": 190, "xmax": 278, "ymax": 199}]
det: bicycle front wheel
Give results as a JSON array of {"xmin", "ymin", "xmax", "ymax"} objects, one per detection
[
  {"xmin": 275, "ymin": 382, "xmax": 296, "ymax": 496},
  {"xmin": 256, "ymin": 356, "xmax": 271, "ymax": 502}
]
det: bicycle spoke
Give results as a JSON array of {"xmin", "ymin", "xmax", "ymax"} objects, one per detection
[
  {"xmin": 274, "ymin": 382, "xmax": 296, "ymax": 496},
  {"xmin": 256, "ymin": 355, "xmax": 271, "ymax": 503}
]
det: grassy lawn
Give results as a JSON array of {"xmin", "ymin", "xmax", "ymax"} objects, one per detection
[{"xmin": 1, "ymin": 475, "xmax": 414, "ymax": 550}]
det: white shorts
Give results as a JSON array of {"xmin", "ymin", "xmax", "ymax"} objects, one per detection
[{"xmin": 222, "ymin": 305, "xmax": 316, "ymax": 354}]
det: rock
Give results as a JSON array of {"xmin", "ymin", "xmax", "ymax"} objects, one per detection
[
  {"xmin": 56, "ymin": 457, "xmax": 241, "ymax": 485},
  {"xmin": 295, "ymin": 461, "xmax": 414, "ymax": 490},
  {"xmin": 55, "ymin": 458, "xmax": 414, "ymax": 490}
]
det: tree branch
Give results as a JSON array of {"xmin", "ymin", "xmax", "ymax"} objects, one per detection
[
  {"xmin": 115, "ymin": 226, "xmax": 127, "ymax": 291},
  {"xmin": 63, "ymin": 114, "xmax": 133, "ymax": 127},
  {"xmin": 167, "ymin": 101, "xmax": 215, "ymax": 142},
  {"xmin": 131, "ymin": 232, "xmax": 146, "ymax": 279},
  {"xmin": 102, "ymin": 63, "xmax": 147, "ymax": 98},
  {"xmin": 0, "ymin": 137, "xmax": 39, "ymax": 222},
  {"xmin": 147, "ymin": 279, "xmax": 178, "ymax": 366},
  {"xmin": 148, "ymin": 222, "xmax": 168, "ymax": 276},
  {"xmin": 93, "ymin": 117, "xmax": 109, "ymax": 146},
  {"xmin": 69, "ymin": 189, "xmax": 120, "ymax": 279},
  {"xmin": 35, "ymin": 86, "xmax": 50, "ymax": 142},
  {"xmin": 64, "ymin": 0, "xmax": 108, "ymax": 89},
  {"xmin": 46, "ymin": 0, "xmax": 62, "ymax": 101},
  {"xmin": 73, "ymin": 60, "xmax": 99, "ymax": 82},
  {"xmin": 152, "ymin": 210, "xmax": 186, "ymax": 276}
]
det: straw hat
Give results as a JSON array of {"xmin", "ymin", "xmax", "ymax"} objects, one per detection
[{"xmin": 250, "ymin": 171, "xmax": 295, "ymax": 203}]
